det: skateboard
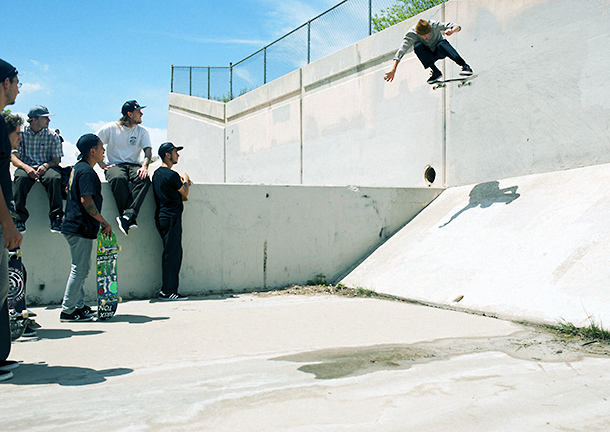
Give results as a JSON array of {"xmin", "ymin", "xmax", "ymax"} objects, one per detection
[
  {"xmin": 431, "ymin": 74, "xmax": 478, "ymax": 90},
  {"xmin": 96, "ymin": 231, "xmax": 122, "ymax": 320},
  {"xmin": 8, "ymin": 248, "xmax": 36, "ymax": 340}
]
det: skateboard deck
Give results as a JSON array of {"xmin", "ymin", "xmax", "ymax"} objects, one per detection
[
  {"xmin": 431, "ymin": 74, "xmax": 478, "ymax": 90},
  {"xmin": 8, "ymin": 248, "xmax": 35, "ymax": 340},
  {"xmin": 96, "ymin": 231, "xmax": 121, "ymax": 320}
]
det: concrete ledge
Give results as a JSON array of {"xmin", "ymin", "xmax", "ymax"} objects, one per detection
[{"xmin": 168, "ymin": 93, "xmax": 225, "ymax": 122}]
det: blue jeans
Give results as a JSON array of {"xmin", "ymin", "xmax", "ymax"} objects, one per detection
[{"xmin": 62, "ymin": 234, "xmax": 94, "ymax": 314}]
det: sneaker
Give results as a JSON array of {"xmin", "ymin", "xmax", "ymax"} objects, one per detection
[
  {"xmin": 159, "ymin": 291, "xmax": 188, "ymax": 301},
  {"xmin": 0, "ymin": 370, "xmax": 13, "ymax": 381},
  {"xmin": 22, "ymin": 326, "xmax": 37, "ymax": 337},
  {"xmin": 14, "ymin": 220, "xmax": 26, "ymax": 234},
  {"xmin": 117, "ymin": 216, "xmax": 130, "ymax": 236},
  {"xmin": 60, "ymin": 310, "xmax": 93, "ymax": 322},
  {"xmin": 427, "ymin": 68, "xmax": 443, "ymax": 84},
  {"xmin": 50, "ymin": 216, "xmax": 62, "ymax": 233},
  {"xmin": 76, "ymin": 305, "xmax": 95, "ymax": 318},
  {"xmin": 460, "ymin": 65, "xmax": 473, "ymax": 76},
  {"xmin": 0, "ymin": 360, "xmax": 19, "ymax": 372},
  {"xmin": 128, "ymin": 217, "xmax": 138, "ymax": 231}
]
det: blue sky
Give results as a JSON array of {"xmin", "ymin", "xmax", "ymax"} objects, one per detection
[{"xmin": 4, "ymin": 0, "xmax": 337, "ymax": 164}]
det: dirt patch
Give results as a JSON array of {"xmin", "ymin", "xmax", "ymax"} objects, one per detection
[{"xmin": 258, "ymin": 285, "xmax": 610, "ymax": 379}]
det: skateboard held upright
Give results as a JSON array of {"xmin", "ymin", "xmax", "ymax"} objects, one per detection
[{"xmin": 96, "ymin": 231, "xmax": 121, "ymax": 320}]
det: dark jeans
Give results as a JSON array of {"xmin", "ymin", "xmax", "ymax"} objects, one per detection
[
  {"xmin": 105, "ymin": 163, "xmax": 151, "ymax": 219},
  {"xmin": 13, "ymin": 167, "xmax": 64, "ymax": 222},
  {"xmin": 156, "ymin": 216, "xmax": 183, "ymax": 294},
  {"xmin": 414, "ymin": 40, "xmax": 466, "ymax": 69}
]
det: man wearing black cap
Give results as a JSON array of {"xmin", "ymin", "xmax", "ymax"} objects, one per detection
[
  {"xmin": 96, "ymin": 100, "xmax": 152, "ymax": 236},
  {"xmin": 152, "ymin": 142, "xmax": 191, "ymax": 301},
  {"xmin": 60, "ymin": 134, "xmax": 112, "ymax": 322},
  {"xmin": 12, "ymin": 105, "xmax": 64, "ymax": 234},
  {"xmin": 0, "ymin": 58, "xmax": 24, "ymax": 380}
]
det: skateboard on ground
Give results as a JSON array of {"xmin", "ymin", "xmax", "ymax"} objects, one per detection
[
  {"xmin": 431, "ymin": 74, "xmax": 478, "ymax": 90},
  {"xmin": 96, "ymin": 231, "xmax": 122, "ymax": 320},
  {"xmin": 8, "ymin": 248, "xmax": 36, "ymax": 340}
]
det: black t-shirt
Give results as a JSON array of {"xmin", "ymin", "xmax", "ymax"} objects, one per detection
[
  {"xmin": 61, "ymin": 160, "xmax": 103, "ymax": 239},
  {"xmin": 0, "ymin": 117, "xmax": 14, "ymax": 213},
  {"xmin": 152, "ymin": 166, "xmax": 183, "ymax": 219}
]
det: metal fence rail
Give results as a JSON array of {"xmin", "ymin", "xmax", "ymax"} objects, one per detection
[{"xmin": 171, "ymin": 0, "xmax": 444, "ymax": 101}]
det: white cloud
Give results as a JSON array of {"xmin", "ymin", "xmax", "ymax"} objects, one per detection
[
  {"xmin": 86, "ymin": 121, "xmax": 108, "ymax": 132},
  {"xmin": 30, "ymin": 60, "xmax": 49, "ymax": 72},
  {"xmin": 62, "ymin": 140, "xmax": 79, "ymax": 166},
  {"xmin": 20, "ymin": 82, "xmax": 44, "ymax": 94},
  {"xmin": 145, "ymin": 126, "xmax": 168, "ymax": 151}
]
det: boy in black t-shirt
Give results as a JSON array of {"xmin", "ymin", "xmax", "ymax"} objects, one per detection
[
  {"xmin": 152, "ymin": 142, "xmax": 191, "ymax": 301},
  {"xmin": 60, "ymin": 134, "xmax": 112, "ymax": 322}
]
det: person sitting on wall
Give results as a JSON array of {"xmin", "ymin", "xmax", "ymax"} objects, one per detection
[
  {"xmin": 12, "ymin": 105, "xmax": 65, "ymax": 234},
  {"xmin": 384, "ymin": 19, "xmax": 473, "ymax": 84}
]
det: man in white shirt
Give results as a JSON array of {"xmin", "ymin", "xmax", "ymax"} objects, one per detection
[{"xmin": 96, "ymin": 100, "xmax": 152, "ymax": 235}]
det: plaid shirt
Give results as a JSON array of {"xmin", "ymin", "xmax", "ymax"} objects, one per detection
[{"xmin": 18, "ymin": 126, "xmax": 63, "ymax": 168}]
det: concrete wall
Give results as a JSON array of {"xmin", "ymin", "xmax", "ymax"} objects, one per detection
[
  {"xmin": 168, "ymin": 0, "xmax": 610, "ymax": 189},
  {"xmin": 20, "ymin": 181, "xmax": 441, "ymax": 305}
]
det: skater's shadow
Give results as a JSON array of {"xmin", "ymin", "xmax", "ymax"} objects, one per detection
[
  {"xmin": 6, "ymin": 362, "xmax": 132, "ymax": 386},
  {"xmin": 440, "ymin": 181, "xmax": 520, "ymax": 228}
]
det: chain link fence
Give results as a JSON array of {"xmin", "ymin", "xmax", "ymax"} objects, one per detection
[{"xmin": 171, "ymin": 0, "xmax": 444, "ymax": 101}]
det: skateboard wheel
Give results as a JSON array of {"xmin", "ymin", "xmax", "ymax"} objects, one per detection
[
  {"xmin": 118, "ymin": 297, "xmax": 123, "ymax": 303},
  {"xmin": 100, "ymin": 299, "xmax": 106, "ymax": 305},
  {"xmin": 99, "ymin": 247, "xmax": 106, "ymax": 253},
  {"xmin": 117, "ymin": 245, "xmax": 122, "ymax": 252},
  {"xmin": 22, "ymin": 311, "xmax": 28, "ymax": 319}
]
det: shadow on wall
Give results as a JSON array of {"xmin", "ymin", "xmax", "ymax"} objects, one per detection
[{"xmin": 440, "ymin": 181, "xmax": 520, "ymax": 228}]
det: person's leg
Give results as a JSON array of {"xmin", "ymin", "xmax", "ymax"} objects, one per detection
[
  {"xmin": 436, "ymin": 40, "xmax": 466, "ymax": 67},
  {"xmin": 0, "ymin": 230, "xmax": 11, "ymax": 361},
  {"xmin": 414, "ymin": 42, "xmax": 443, "ymax": 82},
  {"xmin": 105, "ymin": 164, "xmax": 130, "ymax": 217},
  {"xmin": 39, "ymin": 167, "xmax": 64, "ymax": 221},
  {"xmin": 124, "ymin": 164, "xmax": 151, "ymax": 221},
  {"xmin": 12, "ymin": 168, "xmax": 35, "ymax": 224},
  {"xmin": 61, "ymin": 234, "xmax": 93, "ymax": 316},
  {"xmin": 158, "ymin": 217, "xmax": 183, "ymax": 295}
]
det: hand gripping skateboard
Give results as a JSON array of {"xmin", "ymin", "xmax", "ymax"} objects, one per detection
[
  {"xmin": 431, "ymin": 74, "xmax": 478, "ymax": 90},
  {"xmin": 96, "ymin": 231, "xmax": 122, "ymax": 320}
]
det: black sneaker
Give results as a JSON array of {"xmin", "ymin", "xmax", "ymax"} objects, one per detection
[
  {"xmin": 76, "ymin": 305, "xmax": 95, "ymax": 318},
  {"xmin": 128, "ymin": 217, "xmax": 138, "ymax": 231},
  {"xmin": 460, "ymin": 65, "xmax": 473, "ymax": 76},
  {"xmin": 60, "ymin": 310, "xmax": 94, "ymax": 322},
  {"xmin": 0, "ymin": 370, "xmax": 13, "ymax": 381},
  {"xmin": 22, "ymin": 326, "xmax": 37, "ymax": 337},
  {"xmin": 50, "ymin": 216, "xmax": 62, "ymax": 233},
  {"xmin": 117, "ymin": 216, "xmax": 130, "ymax": 236},
  {"xmin": 15, "ymin": 220, "xmax": 26, "ymax": 233},
  {"xmin": 159, "ymin": 291, "xmax": 188, "ymax": 301},
  {"xmin": 0, "ymin": 360, "xmax": 19, "ymax": 372},
  {"xmin": 427, "ymin": 68, "xmax": 443, "ymax": 84}
]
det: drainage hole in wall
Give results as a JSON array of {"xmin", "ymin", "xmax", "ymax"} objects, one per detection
[{"xmin": 424, "ymin": 166, "xmax": 436, "ymax": 185}]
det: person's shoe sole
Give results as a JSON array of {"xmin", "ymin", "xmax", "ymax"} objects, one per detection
[
  {"xmin": 60, "ymin": 315, "xmax": 93, "ymax": 322},
  {"xmin": 0, "ymin": 371, "xmax": 13, "ymax": 381},
  {"xmin": 0, "ymin": 360, "xmax": 20, "ymax": 372}
]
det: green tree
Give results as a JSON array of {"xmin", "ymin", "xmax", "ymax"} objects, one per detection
[{"xmin": 372, "ymin": 0, "xmax": 446, "ymax": 33}]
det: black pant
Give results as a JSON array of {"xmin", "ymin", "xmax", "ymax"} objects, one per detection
[
  {"xmin": 105, "ymin": 163, "xmax": 151, "ymax": 219},
  {"xmin": 414, "ymin": 40, "xmax": 466, "ymax": 69},
  {"xmin": 0, "ymin": 300, "xmax": 10, "ymax": 361},
  {"xmin": 156, "ymin": 216, "xmax": 183, "ymax": 294},
  {"xmin": 13, "ymin": 167, "xmax": 64, "ymax": 222}
]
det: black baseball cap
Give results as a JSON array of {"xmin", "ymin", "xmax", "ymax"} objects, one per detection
[
  {"xmin": 28, "ymin": 105, "xmax": 54, "ymax": 119},
  {"xmin": 76, "ymin": 133, "xmax": 101, "ymax": 159},
  {"xmin": 158, "ymin": 142, "xmax": 183, "ymax": 158},
  {"xmin": 121, "ymin": 100, "xmax": 146, "ymax": 116},
  {"xmin": 0, "ymin": 59, "xmax": 18, "ymax": 82}
]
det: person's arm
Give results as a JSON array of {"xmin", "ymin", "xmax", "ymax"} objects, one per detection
[
  {"xmin": 11, "ymin": 152, "xmax": 38, "ymax": 179},
  {"xmin": 384, "ymin": 59, "xmax": 400, "ymax": 82},
  {"xmin": 444, "ymin": 25, "xmax": 461, "ymax": 37},
  {"xmin": 81, "ymin": 194, "xmax": 112, "ymax": 236},
  {"xmin": 178, "ymin": 173, "xmax": 192, "ymax": 199},
  {"xmin": 36, "ymin": 157, "xmax": 60, "ymax": 177},
  {"xmin": 384, "ymin": 30, "xmax": 417, "ymax": 83},
  {"xmin": 137, "ymin": 147, "xmax": 153, "ymax": 180},
  {"xmin": 0, "ymin": 187, "xmax": 22, "ymax": 249}
]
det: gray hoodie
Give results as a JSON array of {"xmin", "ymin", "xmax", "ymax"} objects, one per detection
[{"xmin": 393, "ymin": 20, "xmax": 458, "ymax": 62}]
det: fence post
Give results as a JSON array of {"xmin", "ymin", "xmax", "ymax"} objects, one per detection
[
  {"xmin": 170, "ymin": 65, "xmax": 174, "ymax": 93},
  {"xmin": 189, "ymin": 67, "xmax": 192, "ymax": 96},
  {"xmin": 307, "ymin": 21, "xmax": 311, "ymax": 64},
  {"xmin": 264, "ymin": 47, "xmax": 267, "ymax": 84},
  {"xmin": 229, "ymin": 63, "xmax": 233, "ymax": 100},
  {"xmin": 369, "ymin": 0, "xmax": 372, "ymax": 35},
  {"xmin": 207, "ymin": 67, "xmax": 211, "ymax": 99}
]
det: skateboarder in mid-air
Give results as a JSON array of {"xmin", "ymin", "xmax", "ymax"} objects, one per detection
[{"xmin": 384, "ymin": 19, "xmax": 473, "ymax": 84}]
